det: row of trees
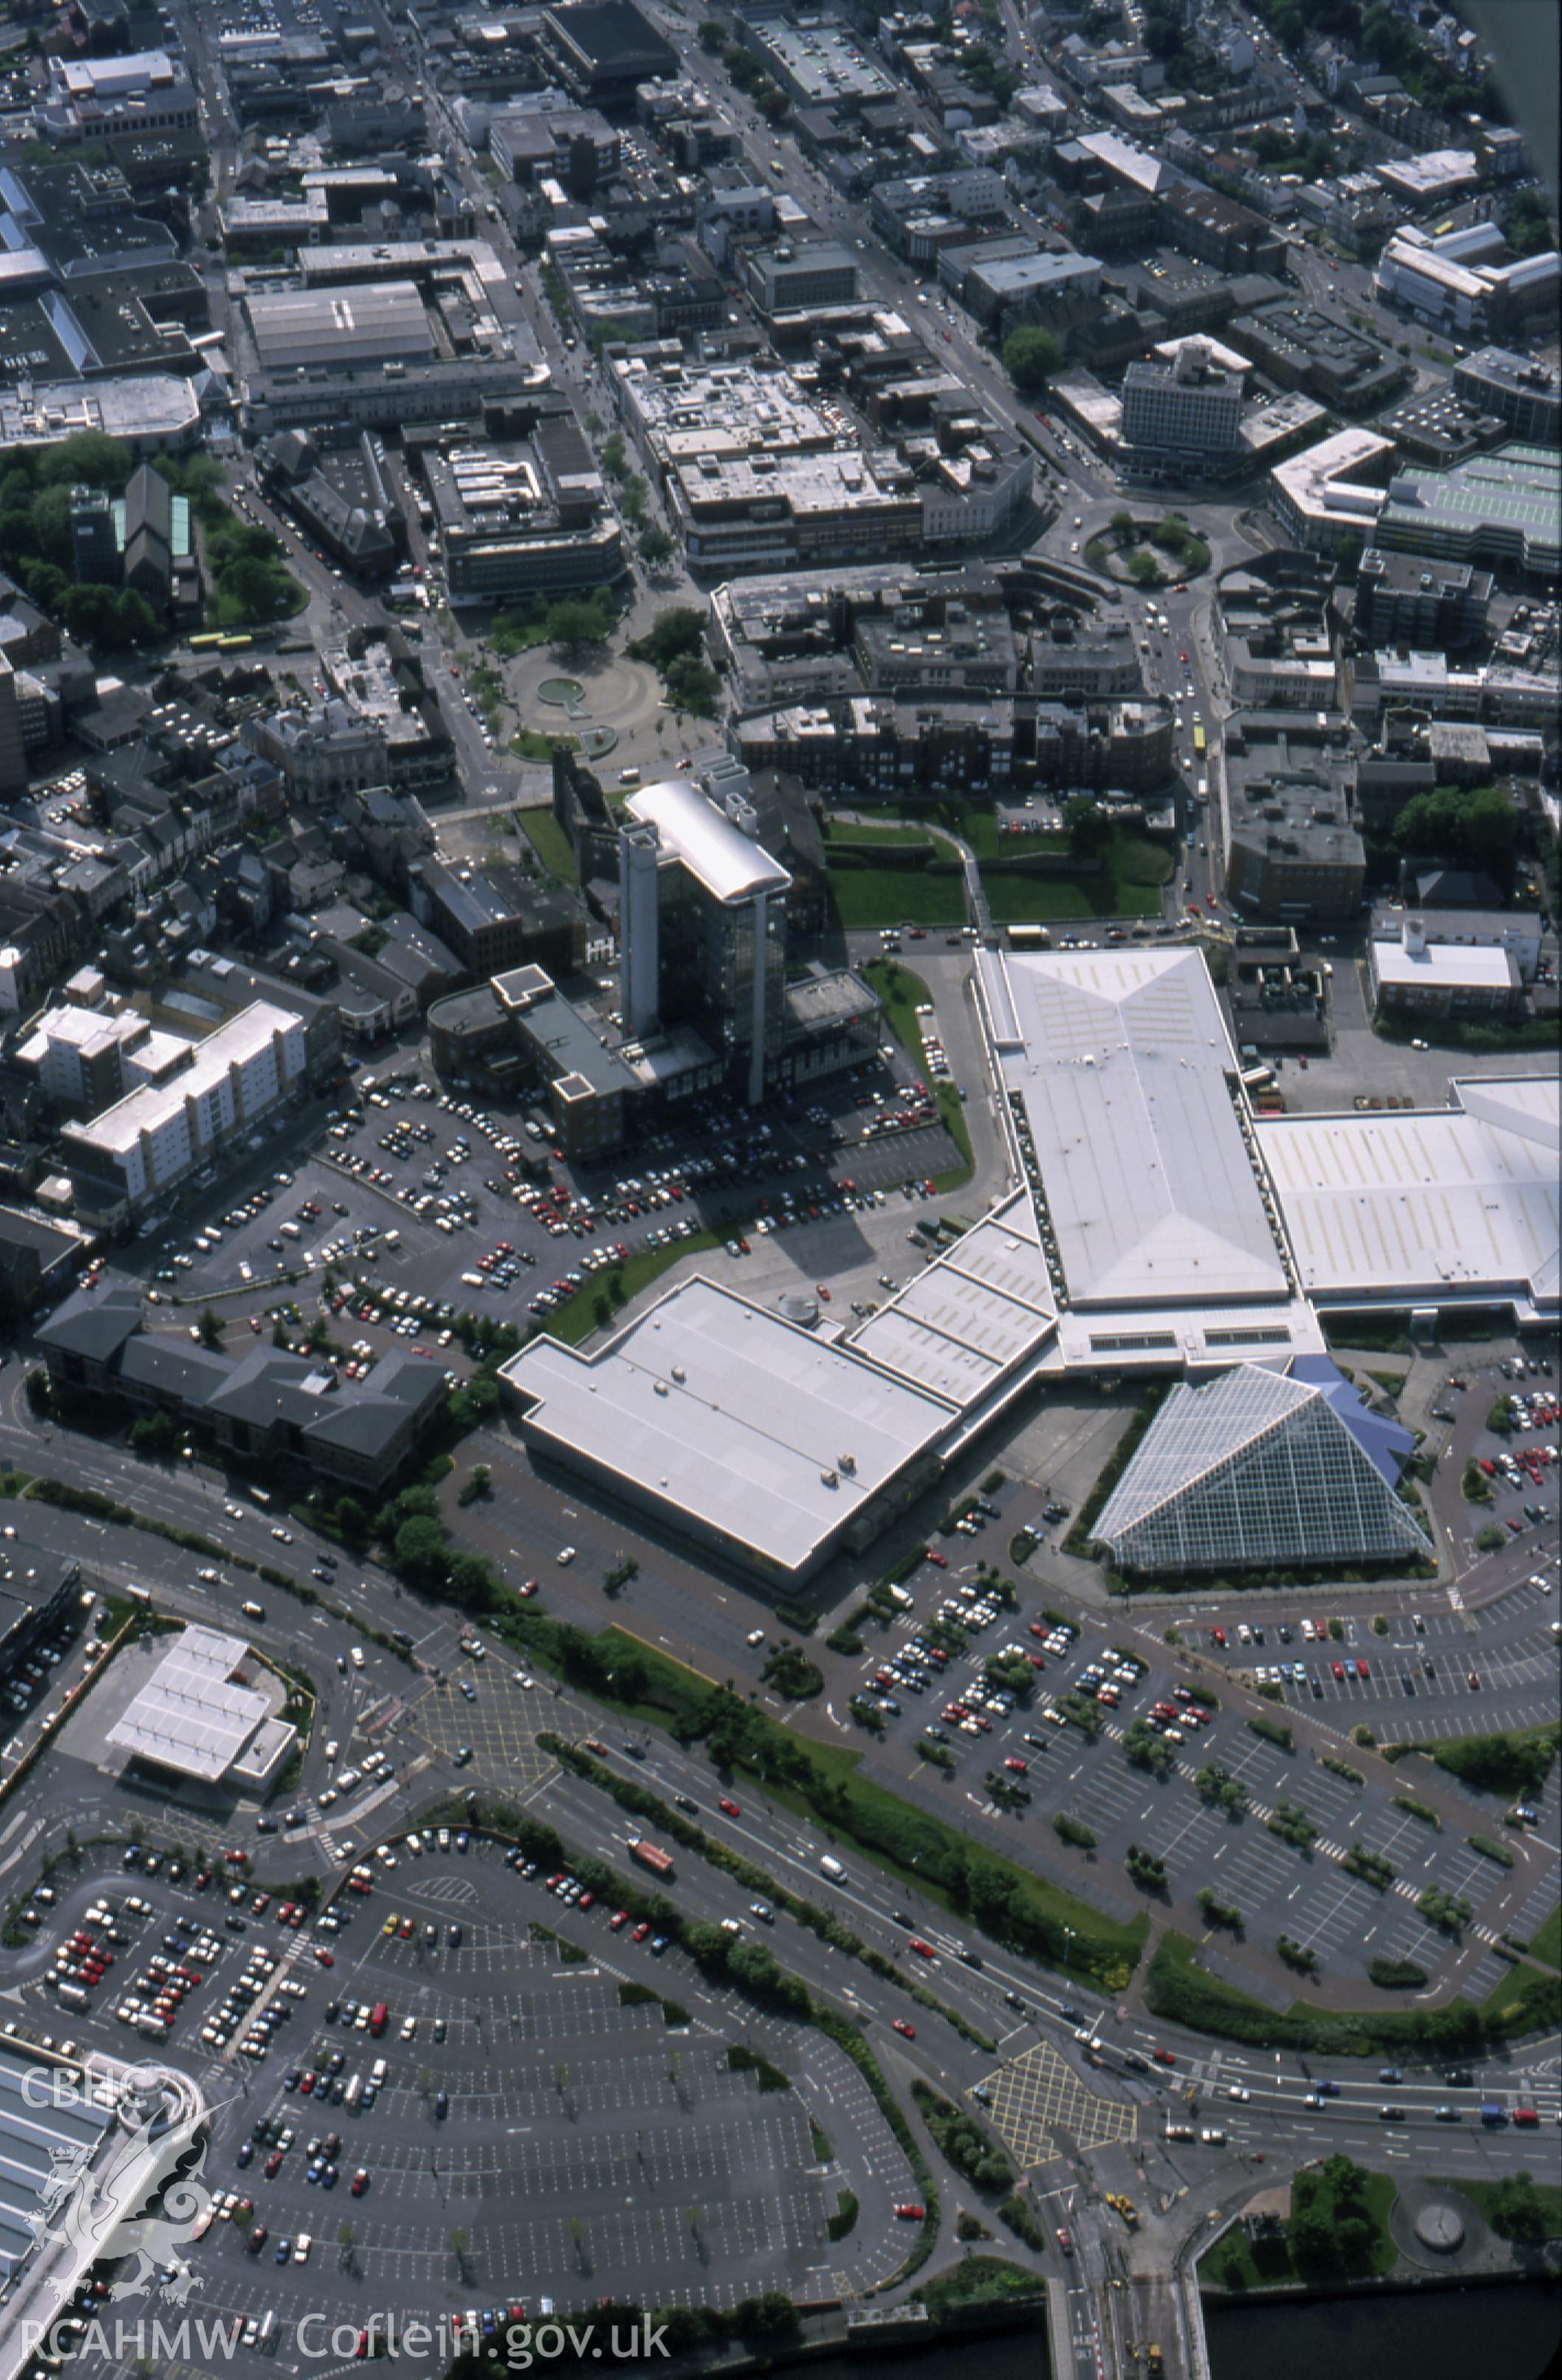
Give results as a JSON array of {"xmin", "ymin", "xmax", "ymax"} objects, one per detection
[
  {"xmin": 696, "ymin": 20, "xmax": 790, "ymax": 120},
  {"xmin": 513, "ymin": 1624, "xmax": 1138, "ymax": 1983}
]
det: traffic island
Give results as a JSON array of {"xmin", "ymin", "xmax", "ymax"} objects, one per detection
[{"xmin": 1084, "ymin": 512, "xmax": 1211, "ymax": 588}]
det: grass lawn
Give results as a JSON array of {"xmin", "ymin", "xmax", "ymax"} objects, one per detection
[
  {"xmin": 981, "ymin": 874, "xmax": 1104, "ymax": 924},
  {"xmin": 826, "ymin": 820, "xmax": 948, "ymax": 850},
  {"xmin": 824, "ymin": 817, "xmax": 969, "ymax": 930},
  {"xmin": 1200, "ymin": 2169, "xmax": 1398, "ymax": 2292},
  {"xmin": 949, "ymin": 803, "xmax": 1001, "ymax": 861},
  {"xmin": 827, "ymin": 865, "xmax": 967, "ymax": 931},
  {"xmin": 1433, "ymin": 2175, "xmax": 1562, "ymax": 2240},
  {"xmin": 489, "ymin": 616, "xmax": 552, "ymax": 660},
  {"xmin": 519, "ymin": 808, "xmax": 578, "ymax": 882},
  {"xmin": 512, "ymin": 727, "xmax": 578, "ymax": 761},
  {"xmin": 980, "ymin": 830, "xmax": 1172, "ymax": 923},
  {"xmin": 883, "ymin": 798, "xmax": 1008, "ymax": 862},
  {"xmin": 539, "ymin": 1230, "xmax": 722, "ymax": 1345},
  {"xmin": 1477, "ymin": 1959, "xmax": 1556, "ymax": 2027},
  {"xmin": 210, "ymin": 573, "xmax": 308, "ymax": 628},
  {"xmin": 1529, "ymin": 1904, "xmax": 1561, "ymax": 1969},
  {"xmin": 862, "ymin": 958, "xmax": 973, "ymax": 1181}
]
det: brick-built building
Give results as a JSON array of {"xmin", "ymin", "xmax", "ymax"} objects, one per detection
[
  {"xmin": 38, "ymin": 1282, "xmax": 445, "ymax": 1494},
  {"xmin": 1160, "ymin": 185, "xmax": 1285, "ymax": 276},
  {"xmin": 742, "ymin": 241, "xmax": 858, "ymax": 320},
  {"xmin": 429, "ymin": 966, "xmax": 638, "ymax": 1159},
  {"xmin": 59, "ymin": 1000, "xmax": 309, "ymax": 1229},
  {"xmin": 1355, "ymin": 548, "xmax": 1493, "ymax": 648},
  {"xmin": 1232, "ymin": 300, "xmax": 1407, "ymax": 413},
  {"xmin": 418, "ymin": 421, "xmax": 622, "ymax": 605},
  {"xmin": 1222, "ymin": 710, "xmax": 1365, "ymax": 924},
  {"xmin": 1368, "ymin": 913, "xmax": 1522, "ymax": 1018},
  {"xmin": 1215, "ymin": 552, "xmax": 1338, "ymax": 709},
  {"xmin": 409, "ymin": 857, "xmax": 585, "ymax": 983}
]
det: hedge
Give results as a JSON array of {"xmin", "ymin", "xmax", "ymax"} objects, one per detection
[
  {"xmin": 1146, "ymin": 1929, "xmax": 1561, "ymax": 2056},
  {"xmin": 1367, "ymin": 1957, "xmax": 1428, "ymax": 1990},
  {"xmin": 1053, "ymin": 1813, "xmax": 1097, "ymax": 1851},
  {"xmin": 727, "ymin": 2043, "xmax": 791, "ymax": 2094},
  {"xmin": 912, "ymin": 2258, "xmax": 1043, "ymax": 2321},
  {"xmin": 1064, "ymin": 1384, "xmax": 1169, "ymax": 1554},
  {"xmin": 911, "ymin": 2081, "xmax": 1013, "ymax": 2195},
  {"xmin": 827, "ymin": 2189, "xmax": 860, "ymax": 2242},
  {"xmin": 818, "ymin": 2012, "xmax": 940, "ymax": 2284},
  {"xmin": 1431, "ymin": 1726, "xmax": 1559, "ymax": 1799},
  {"xmin": 998, "ymin": 2194, "xmax": 1046, "ymax": 2250}
]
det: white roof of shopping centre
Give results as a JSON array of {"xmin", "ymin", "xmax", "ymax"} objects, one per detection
[
  {"xmin": 504, "ymin": 1278, "xmax": 955, "ymax": 1574},
  {"xmin": 850, "ymin": 1194, "xmax": 1054, "ymax": 1404},
  {"xmin": 976, "ymin": 947, "xmax": 1289, "ymax": 1306},
  {"xmin": 1257, "ymin": 1075, "xmax": 1559, "ymax": 1311}
]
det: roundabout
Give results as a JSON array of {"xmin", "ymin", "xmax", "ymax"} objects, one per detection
[{"xmin": 1084, "ymin": 510, "xmax": 1212, "ymax": 589}]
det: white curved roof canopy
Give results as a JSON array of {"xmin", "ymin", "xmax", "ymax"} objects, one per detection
[{"xmin": 626, "ymin": 777, "xmax": 791, "ymax": 904}]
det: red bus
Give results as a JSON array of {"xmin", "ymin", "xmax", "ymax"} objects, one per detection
[
  {"xmin": 629, "ymin": 1841, "xmax": 674, "ymax": 1880},
  {"xmin": 369, "ymin": 2002, "xmax": 388, "ymax": 2037}
]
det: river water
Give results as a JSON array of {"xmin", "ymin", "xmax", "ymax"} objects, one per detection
[
  {"xmin": 784, "ymin": 2279, "xmax": 1561, "ymax": 2380},
  {"xmin": 1203, "ymin": 2277, "xmax": 1562, "ymax": 2380}
]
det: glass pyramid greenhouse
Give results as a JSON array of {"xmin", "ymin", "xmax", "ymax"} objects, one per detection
[{"xmin": 1093, "ymin": 1358, "xmax": 1431, "ymax": 1577}]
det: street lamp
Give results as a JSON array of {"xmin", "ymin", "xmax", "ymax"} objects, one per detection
[{"xmin": 1062, "ymin": 1926, "xmax": 1076, "ymax": 1972}]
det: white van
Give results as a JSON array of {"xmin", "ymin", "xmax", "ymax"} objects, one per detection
[{"xmin": 819, "ymin": 1855, "xmax": 846, "ymax": 1883}]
